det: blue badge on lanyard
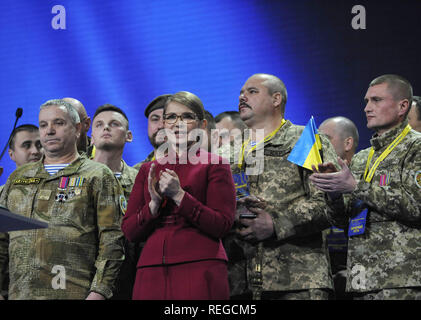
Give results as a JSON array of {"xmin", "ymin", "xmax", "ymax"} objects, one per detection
[
  {"xmin": 348, "ymin": 208, "xmax": 368, "ymax": 236},
  {"xmin": 233, "ymin": 172, "xmax": 250, "ymax": 201}
]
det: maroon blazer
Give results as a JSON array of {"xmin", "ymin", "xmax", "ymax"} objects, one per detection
[{"xmin": 121, "ymin": 150, "xmax": 236, "ymax": 267}]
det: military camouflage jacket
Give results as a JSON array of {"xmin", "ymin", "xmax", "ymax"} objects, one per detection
[
  {"xmin": 112, "ymin": 159, "xmax": 141, "ymax": 300},
  {"xmin": 336, "ymin": 120, "xmax": 421, "ymax": 293},
  {"xmin": 118, "ymin": 160, "xmax": 139, "ymax": 200},
  {"xmin": 225, "ymin": 120, "xmax": 339, "ymax": 297},
  {"xmin": 0, "ymin": 155, "xmax": 125, "ymax": 299},
  {"xmin": 132, "ymin": 151, "xmax": 154, "ymax": 171}
]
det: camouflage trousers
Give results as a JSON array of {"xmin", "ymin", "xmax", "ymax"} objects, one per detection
[
  {"xmin": 353, "ymin": 288, "xmax": 421, "ymax": 300},
  {"xmin": 257, "ymin": 288, "xmax": 332, "ymax": 300}
]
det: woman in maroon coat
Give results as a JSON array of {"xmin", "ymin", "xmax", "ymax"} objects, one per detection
[{"xmin": 121, "ymin": 91, "xmax": 236, "ymax": 300}]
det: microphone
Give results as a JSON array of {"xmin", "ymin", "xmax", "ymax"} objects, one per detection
[{"xmin": 0, "ymin": 108, "xmax": 23, "ymax": 162}]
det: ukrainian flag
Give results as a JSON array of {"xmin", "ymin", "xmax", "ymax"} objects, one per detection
[{"xmin": 287, "ymin": 116, "xmax": 322, "ymax": 171}]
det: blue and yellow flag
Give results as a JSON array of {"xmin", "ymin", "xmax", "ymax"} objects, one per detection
[{"xmin": 287, "ymin": 116, "xmax": 322, "ymax": 171}]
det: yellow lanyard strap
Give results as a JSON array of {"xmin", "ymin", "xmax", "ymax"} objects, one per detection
[
  {"xmin": 238, "ymin": 119, "xmax": 286, "ymax": 169},
  {"xmin": 364, "ymin": 124, "xmax": 412, "ymax": 183}
]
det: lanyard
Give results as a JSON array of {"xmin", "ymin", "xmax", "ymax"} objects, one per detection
[
  {"xmin": 363, "ymin": 124, "xmax": 412, "ymax": 183},
  {"xmin": 238, "ymin": 119, "xmax": 286, "ymax": 169}
]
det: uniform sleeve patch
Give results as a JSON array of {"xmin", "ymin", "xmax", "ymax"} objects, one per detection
[
  {"xmin": 119, "ymin": 195, "xmax": 127, "ymax": 215},
  {"xmin": 415, "ymin": 170, "xmax": 421, "ymax": 188}
]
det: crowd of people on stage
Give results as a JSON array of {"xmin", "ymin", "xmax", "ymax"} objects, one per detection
[{"xmin": 0, "ymin": 73, "xmax": 420, "ymax": 300}]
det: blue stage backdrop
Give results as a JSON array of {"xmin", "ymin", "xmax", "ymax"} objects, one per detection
[{"xmin": 0, "ymin": 0, "xmax": 420, "ymax": 184}]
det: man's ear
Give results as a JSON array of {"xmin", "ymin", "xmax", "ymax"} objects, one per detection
[
  {"xmin": 126, "ymin": 130, "xmax": 133, "ymax": 143},
  {"xmin": 84, "ymin": 117, "xmax": 92, "ymax": 132},
  {"xmin": 399, "ymin": 99, "xmax": 410, "ymax": 117},
  {"xmin": 201, "ymin": 119, "xmax": 208, "ymax": 130},
  {"xmin": 8, "ymin": 148, "xmax": 15, "ymax": 162},
  {"xmin": 344, "ymin": 136, "xmax": 354, "ymax": 152},
  {"xmin": 75, "ymin": 122, "xmax": 82, "ymax": 139},
  {"xmin": 272, "ymin": 92, "xmax": 282, "ymax": 109}
]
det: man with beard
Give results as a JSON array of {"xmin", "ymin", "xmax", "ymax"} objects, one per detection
[{"xmin": 133, "ymin": 94, "xmax": 172, "ymax": 170}]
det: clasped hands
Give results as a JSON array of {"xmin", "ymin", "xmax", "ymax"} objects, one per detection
[
  {"xmin": 148, "ymin": 163, "xmax": 185, "ymax": 216},
  {"xmin": 235, "ymin": 195, "xmax": 274, "ymax": 242},
  {"xmin": 309, "ymin": 157, "xmax": 357, "ymax": 199}
]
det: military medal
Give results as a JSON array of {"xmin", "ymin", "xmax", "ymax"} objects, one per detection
[
  {"xmin": 55, "ymin": 192, "xmax": 68, "ymax": 202},
  {"xmin": 67, "ymin": 189, "xmax": 76, "ymax": 199},
  {"xmin": 379, "ymin": 173, "xmax": 390, "ymax": 186},
  {"xmin": 58, "ymin": 177, "xmax": 69, "ymax": 190},
  {"xmin": 68, "ymin": 177, "xmax": 85, "ymax": 187},
  {"xmin": 56, "ymin": 177, "xmax": 70, "ymax": 202}
]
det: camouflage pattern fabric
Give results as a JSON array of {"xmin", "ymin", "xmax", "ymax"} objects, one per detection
[
  {"xmin": 0, "ymin": 155, "xmax": 125, "ymax": 299},
  {"xmin": 132, "ymin": 151, "xmax": 154, "ymax": 170},
  {"xmin": 224, "ymin": 120, "xmax": 339, "ymax": 299},
  {"xmin": 260, "ymin": 288, "xmax": 331, "ymax": 300},
  {"xmin": 335, "ymin": 120, "xmax": 421, "ymax": 294},
  {"xmin": 112, "ymin": 160, "xmax": 142, "ymax": 300},
  {"xmin": 0, "ymin": 230, "xmax": 7, "ymax": 298},
  {"xmin": 118, "ymin": 160, "xmax": 139, "ymax": 199},
  {"xmin": 353, "ymin": 288, "xmax": 421, "ymax": 300}
]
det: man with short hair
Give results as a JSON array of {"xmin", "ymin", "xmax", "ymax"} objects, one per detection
[
  {"xmin": 310, "ymin": 74, "xmax": 421, "ymax": 300},
  {"xmin": 0, "ymin": 99, "xmax": 125, "ymax": 300},
  {"xmin": 225, "ymin": 73, "xmax": 339, "ymax": 300},
  {"xmin": 203, "ymin": 110, "xmax": 219, "ymax": 151},
  {"xmin": 91, "ymin": 103, "xmax": 140, "ymax": 299},
  {"xmin": 0, "ymin": 124, "xmax": 43, "ymax": 299},
  {"xmin": 62, "ymin": 97, "xmax": 92, "ymax": 155},
  {"xmin": 215, "ymin": 111, "xmax": 247, "ymax": 148},
  {"xmin": 133, "ymin": 94, "xmax": 172, "ymax": 170},
  {"xmin": 318, "ymin": 116, "xmax": 359, "ymax": 300},
  {"xmin": 408, "ymin": 96, "xmax": 421, "ymax": 132},
  {"xmin": 319, "ymin": 117, "xmax": 359, "ymax": 165},
  {"xmin": 7, "ymin": 124, "xmax": 43, "ymax": 168}
]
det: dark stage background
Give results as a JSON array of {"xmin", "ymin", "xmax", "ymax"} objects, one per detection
[{"xmin": 0, "ymin": 0, "xmax": 420, "ymax": 184}]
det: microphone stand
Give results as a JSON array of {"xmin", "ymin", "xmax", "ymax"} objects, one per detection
[{"xmin": 0, "ymin": 108, "xmax": 23, "ymax": 162}]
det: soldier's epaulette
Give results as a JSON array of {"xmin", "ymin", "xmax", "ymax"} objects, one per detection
[{"xmin": 13, "ymin": 178, "xmax": 41, "ymax": 185}]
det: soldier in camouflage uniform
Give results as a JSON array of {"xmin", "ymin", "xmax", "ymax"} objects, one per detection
[
  {"xmin": 310, "ymin": 74, "xmax": 421, "ymax": 300},
  {"xmin": 0, "ymin": 99, "xmax": 125, "ymax": 300},
  {"xmin": 224, "ymin": 73, "xmax": 339, "ymax": 300},
  {"xmin": 133, "ymin": 94, "xmax": 172, "ymax": 170},
  {"xmin": 0, "ymin": 124, "xmax": 43, "ymax": 299},
  {"xmin": 91, "ymin": 104, "xmax": 140, "ymax": 299},
  {"xmin": 318, "ymin": 117, "xmax": 359, "ymax": 300}
]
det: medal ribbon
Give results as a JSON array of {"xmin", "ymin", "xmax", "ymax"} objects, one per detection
[
  {"xmin": 238, "ymin": 119, "xmax": 286, "ymax": 169},
  {"xmin": 363, "ymin": 124, "xmax": 412, "ymax": 183}
]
